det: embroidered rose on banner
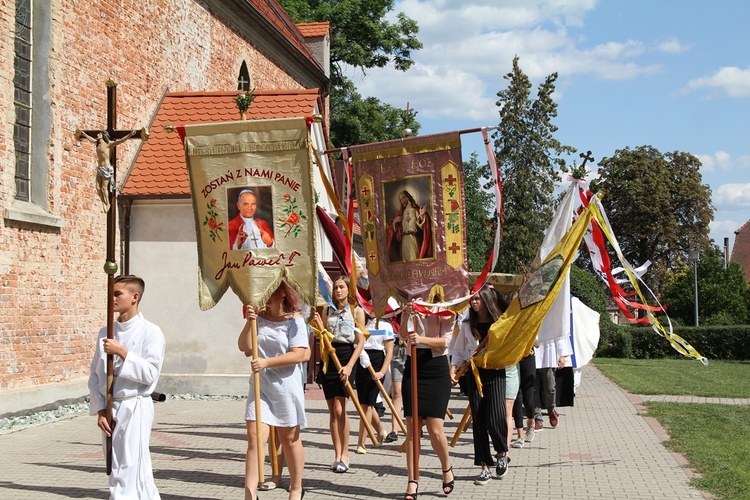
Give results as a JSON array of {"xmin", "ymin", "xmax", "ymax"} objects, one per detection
[
  {"xmin": 278, "ymin": 194, "xmax": 306, "ymax": 238},
  {"xmin": 203, "ymin": 198, "xmax": 224, "ymax": 242}
]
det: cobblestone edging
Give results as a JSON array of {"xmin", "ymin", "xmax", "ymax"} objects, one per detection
[{"xmin": 0, "ymin": 394, "xmax": 245, "ymax": 435}]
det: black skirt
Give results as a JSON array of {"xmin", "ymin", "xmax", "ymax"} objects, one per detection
[
  {"xmin": 403, "ymin": 350, "xmax": 450, "ymax": 419},
  {"xmin": 356, "ymin": 349, "xmax": 385, "ymax": 406},
  {"xmin": 317, "ymin": 342, "xmax": 355, "ymax": 400}
]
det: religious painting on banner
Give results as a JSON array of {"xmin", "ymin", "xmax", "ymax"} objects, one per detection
[
  {"xmin": 182, "ymin": 117, "xmax": 317, "ymax": 310},
  {"xmin": 349, "ymin": 132, "xmax": 468, "ymax": 316}
]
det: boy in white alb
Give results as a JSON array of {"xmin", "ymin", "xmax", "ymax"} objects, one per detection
[{"xmin": 88, "ymin": 275, "xmax": 166, "ymax": 499}]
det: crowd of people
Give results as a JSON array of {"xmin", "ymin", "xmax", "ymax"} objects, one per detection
[{"xmin": 90, "ymin": 275, "xmax": 572, "ymax": 500}]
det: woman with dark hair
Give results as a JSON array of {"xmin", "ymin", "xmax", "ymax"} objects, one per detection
[
  {"xmin": 450, "ymin": 285, "xmax": 510, "ymax": 486},
  {"xmin": 314, "ymin": 275, "xmax": 365, "ymax": 473},
  {"xmin": 238, "ymin": 279, "xmax": 309, "ymax": 500},
  {"xmin": 400, "ymin": 297, "xmax": 455, "ymax": 500}
]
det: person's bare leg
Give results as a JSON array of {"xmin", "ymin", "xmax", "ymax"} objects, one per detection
[
  {"xmin": 391, "ymin": 381, "xmax": 403, "ymax": 436},
  {"xmin": 245, "ymin": 421, "xmax": 269, "ymax": 500},
  {"xmin": 425, "ymin": 416, "xmax": 453, "ymax": 493},
  {"xmin": 277, "ymin": 426, "xmax": 304, "ymax": 500}
]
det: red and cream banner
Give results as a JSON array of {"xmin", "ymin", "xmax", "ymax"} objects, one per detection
[
  {"xmin": 349, "ymin": 132, "xmax": 468, "ymax": 316},
  {"xmin": 182, "ymin": 118, "xmax": 318, "ymax": 310}
]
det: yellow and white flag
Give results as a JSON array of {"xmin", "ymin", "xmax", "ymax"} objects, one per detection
[{"xmin": 472, "ymin": 203, "xmax": 595, "ymax": 371}]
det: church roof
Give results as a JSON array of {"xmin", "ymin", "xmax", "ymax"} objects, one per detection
[
  {"xmin": 296, "ymin": 22, "xmax": 331, "ymax": 38},
  {"xmin": 120, "ymin": 89, "xmax": 321, "ymax": 198},
  {"xmin": 731, "ymin": 219, "xmax": 750, "ymax": 281}
]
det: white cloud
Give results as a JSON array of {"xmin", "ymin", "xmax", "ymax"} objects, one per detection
[
  {"xmin": 696, "ymin": 151, "xmax": 735, "ymax": 174},
  {"xmin": 684, "ymin": 66, "xmax": 750, "ymax": 98},
  {"xmin": 657, "ymin": 37, "xmax": 691, "ymax": 54},
  {"xmin": 713, "ymin": 183, "xmax": 750, "ymax": 209},
  {"xmin": 358, "ymin": 1, "xmax": 670, "ymax": 122},
  {"xmin": 709, "ymin": 219, "xmax": 741, "ymax": 246}
]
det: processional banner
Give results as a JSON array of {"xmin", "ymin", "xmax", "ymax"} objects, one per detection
[
  {"xmin": 473, "ymin": 203, "xmax": 595, "ymax": 371},
  {"xmin": 349, "ymin": 132, "xmax": 468, "ymax": 316},
  {"xmin": 182, "ymin": 118, "xmax": 317, "ymax": 310}
]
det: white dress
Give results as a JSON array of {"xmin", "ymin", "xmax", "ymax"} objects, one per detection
[
  {"xmin": 245, "ymin": 315, "xmax": 309, "ymax": 427},
  {"xmin": 88, "ymin": 313, "xmax": 165, "ymax": 500}
]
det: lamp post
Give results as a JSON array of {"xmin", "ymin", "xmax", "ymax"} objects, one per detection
[{"xmin": 688, "ymin": 249, "xmax": 700, "ymax": 327}]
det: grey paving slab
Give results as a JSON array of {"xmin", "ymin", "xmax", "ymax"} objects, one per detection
[{"xmin": 0, "ymin": 366, "xmax": 707, "ymax": 499}]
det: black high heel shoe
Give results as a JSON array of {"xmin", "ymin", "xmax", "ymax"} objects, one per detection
[
  {"xmin": 442, "ymin": 466, "xmax": 455, "ymax": 495},
  {"xmin": 404, "ymin": 480, "xmax": 419, "ymax": 500}
]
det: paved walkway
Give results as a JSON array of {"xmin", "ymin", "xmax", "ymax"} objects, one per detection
[{"xmin": 0, "ymin": 366, "xmax": 708, "ymax": 499}]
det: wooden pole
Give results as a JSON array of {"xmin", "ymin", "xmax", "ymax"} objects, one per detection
[
  {"xmin": 450, "ymin": 405, "xmax": 473, "ymax": 447},
  {"xmin": 269, "ymin": 426, "xmax": 279, "ymax": 477},
  {"xmin": 313, "ymin": 318, "xmax": 378, "ymax": 445},
  {"xmin": 250, "ymin": 317, "xmax": 265, "ymax": 484},
  {"xmin": 367, "ymin": 365, "xmax": 407, "ymax": 436}
]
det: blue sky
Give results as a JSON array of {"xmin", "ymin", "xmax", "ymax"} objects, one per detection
[{"xmin": 347, "ymin": 0, "xmax": 750, "ymax": 251}]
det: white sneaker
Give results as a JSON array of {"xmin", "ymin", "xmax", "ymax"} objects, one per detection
[
  {"xmin": 524, "ymin": 426, "xmax": 535, "ymax": 442},
  {"xmin": 511, "ymin": 438, "xmax": 524, "ymax": 448},
  {"xmin": 474, "ymin": 468, "xmax": 493, "ymax": 485}
]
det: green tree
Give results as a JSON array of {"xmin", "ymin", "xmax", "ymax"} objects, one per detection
[
  {"xmin": 493, "ymin": 56, "xmax": 575, "ymax": 274},
  {"xmin": 660, "ymin": 246, "xmax": 750, "ymax": 325},
  {"xmin": 596, "ymin": 146, "xmax": 714, "ymax": 292},
  {"xmin": 463, "ymin": 152, "xmax": 496, "ymax": 272},
  {"xmin": 330, "ymin": 78, "xmax": 420, "ymax": 146},
  {"xmin": 279, "ymin": 0, "xmax": 423, "ymax": 146}
]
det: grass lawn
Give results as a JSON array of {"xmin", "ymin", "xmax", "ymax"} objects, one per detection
[
  {"xmin": 592, "ymin": 357, "xmax": 750, "ymax": 398},
  {"xmin": 593, "ymin": 358, "xmax": 750, "ymax": 499}
]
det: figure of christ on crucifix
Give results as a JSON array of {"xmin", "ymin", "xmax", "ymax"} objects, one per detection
[{"xmin": 76, "ymin": 128, "xmax": 138, "ymax": 212}]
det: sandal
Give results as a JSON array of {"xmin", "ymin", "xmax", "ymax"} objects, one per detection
[
  {"xmin": 404, "ymin": 479, "xmax": 419, "ymax": 500},
  {"xmin": 333, "ymin": 461, "xmax": 349, "ymax": 473},
  {"xmin": 258, "ymin": 478, "xmax": 278, "ymax": 491},
  {"xmin": 442, "ymin": 466, "xmax": 455, "ymax": 495}
]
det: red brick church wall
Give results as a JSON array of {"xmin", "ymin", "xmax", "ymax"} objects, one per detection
[{"xmin": 0, "ymin": 0, "xmax": 308, "ymax": 396}]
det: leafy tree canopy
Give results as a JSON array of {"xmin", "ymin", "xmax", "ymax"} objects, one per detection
[
  {"xmin": 660, "ymin": 246, "xmax": 749, "ymax": 326},
  {"xmin": 278, "ymin": 0, "xmax": 423, "ymax": 146},
  {"xmin": 596, "ymin": 145, "xmax": 714, "ymax": 291},
  {"xmin": 493, "ymin": 56, "xmax": 575, "ymax": 274}
]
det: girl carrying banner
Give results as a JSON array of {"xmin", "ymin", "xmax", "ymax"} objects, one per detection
[
  {"xmin": 449, "ymin": 285, "xmax": 510, "ymax": 485},
  {"xmin": 238, "ymin": 280, "xmax": 309, "ymax": 500},
  {"xmin": 313, "ymin": 275, "xmax": 366, "ymax": 473},
  {"xmin": 401, "ymin": 300, "xmax": 455, "ymax": 500}
]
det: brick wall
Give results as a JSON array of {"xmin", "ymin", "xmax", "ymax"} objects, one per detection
[{"xmin": 0, "ymin": 0, "xmax": 310, "ymax": 394}]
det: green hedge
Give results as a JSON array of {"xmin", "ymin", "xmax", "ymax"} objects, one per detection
[{"xmin": 597, "ymin": 325, "xmax": 750, "ymax": 360}]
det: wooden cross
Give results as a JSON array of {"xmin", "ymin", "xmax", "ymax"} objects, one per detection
[{"xmin": 74, "ymin": 78, "xmax": 147, "ymax": 476}]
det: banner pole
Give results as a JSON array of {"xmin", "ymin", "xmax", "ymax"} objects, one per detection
[
  {"xmin": 250, "ymin": 317, "xmax": 265, "ymax": 485},
  {"xmin": 367, "ymin": 365, "xmax": 407, "ymax": 436}
]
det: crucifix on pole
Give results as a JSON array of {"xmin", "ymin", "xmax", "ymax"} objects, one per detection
[{"xmin": 75, "ymin": 78, "xmax": 148, "ymax": 475}]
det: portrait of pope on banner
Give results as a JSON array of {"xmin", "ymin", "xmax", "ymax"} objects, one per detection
[{"xmin": 227, "ymin": 186, "xmax": 275, "ymax": 250}]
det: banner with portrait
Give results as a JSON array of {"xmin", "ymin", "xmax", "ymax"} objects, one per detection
[
  {"xmin": 349, "ymin": 132, "xmax": 468, "ymax": 316},
  {"xmin": 181, "ymin": 118, "xmax": 318, "ymax": 310}
]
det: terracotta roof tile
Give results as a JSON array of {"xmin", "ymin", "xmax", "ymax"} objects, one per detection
[
  {"xmin": 731, "ymin": 219, "xmax": 750, "ymax": 281},
  {"xmin": 247, "ymin": 0, "xmax": 318, "ymax": 67},
  {"xmin": 297, "ymin": 22, "xmax": 330, "ymax": 38},
  {"xmin": 121, "ymin": 89, "xmax": 320, "ymax": 197}
]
